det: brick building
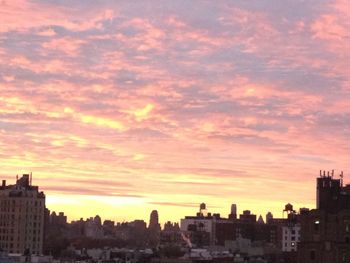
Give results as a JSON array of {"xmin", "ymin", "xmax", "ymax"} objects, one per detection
[
  {"xmin": 298, "ymin": 171, "xmax": 350, "ymax": 262},
  {"xmin": 0, "ymin": 174, "xmax": 45, "ymax": 255}
]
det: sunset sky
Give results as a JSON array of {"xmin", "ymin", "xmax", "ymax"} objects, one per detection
[{"xmin": 1, "ymin": 0, "xmax": 350, "ymax": 224}]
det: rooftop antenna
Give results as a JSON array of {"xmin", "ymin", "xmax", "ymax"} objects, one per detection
[
  {"xmin": 332, "ymin": 170, "xmax": 334, "ymax": 177},
  {"xmin": 340, "ymin": 171, "xmax": 344, "ymax": 187},
  {"xmin": 320, "ymin": 170, "xmax": 322, "ymax": 177},
  {"xmin": 30, "ymin": 172, "xmax": 32, "ymax": 186},
  {"xmin": 323, "ymin": 171, "xmax": 326, "ymax": 177}
]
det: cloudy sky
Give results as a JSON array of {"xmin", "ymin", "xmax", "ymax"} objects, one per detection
[{"xmin": 1, "ymin": 0, "xmax": 350, "ymax": 223}]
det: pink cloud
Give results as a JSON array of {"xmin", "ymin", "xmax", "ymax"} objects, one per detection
[
  {"xmin": 42, "ymin": 37, "xmax": 86, "ymax": 56},
  {"xmin": 311, "ymin": 15, "xmax": 347, "ymax": 40},
  {"xmin": 1, "ymin": 0, "xmax": 350, "ymax": 223}
]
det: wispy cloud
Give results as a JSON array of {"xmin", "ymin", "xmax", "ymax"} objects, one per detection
[{"xmin": 0, "ymin": 0, "xmax": 349, "ymax": 222}]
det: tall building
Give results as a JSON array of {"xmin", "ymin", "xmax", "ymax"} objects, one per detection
[
  {"xmin": 148, "ymin": 210, "xmax": 161, "ymax": 247},
  {"xmin": 228, "ymin": 204, "xmax": 237, "ymax": 220},
  {"xmin": 298, "ymin": 171, "xmax": 350, "ymax": 262},
  {"xmin": 0, "ymin": 174, "xmax": 45, "ymax": 255},
  {"xmin": 149, "ymin": 210, "xmax": 159, "ymax": 229},
  {"xmin": 266, "ymin": 212, "xmax": 273, "ymax": 224}
]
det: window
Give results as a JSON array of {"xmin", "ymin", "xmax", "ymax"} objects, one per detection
[
  {"xmin": 325, "ymin": 241, "xmax": 331, "ymax": 250},
  {"xmin": 310, "ymin": 250, "xmax": 316, "ymax": 260},
  {"xmin": 345, "ymin": 236, "xmax": 350, "ymax": 244},
  {"xmin": 314, "ymin": 220, "xmax": 320, "ymax": 231}
]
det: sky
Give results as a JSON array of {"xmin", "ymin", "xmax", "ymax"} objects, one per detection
[{"xmin": 1, "ymin": 0, "xmax": 350, "ymax": 224}]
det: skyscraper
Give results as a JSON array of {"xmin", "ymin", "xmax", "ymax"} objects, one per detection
[
  {"xmin": 0, "ymin": 174, "xmax": 45, "ymax": 255},
  {"xmin": 149, "ymin": 210, "xmax": 159, "ymax": 229},
  {"xmin": 298, "ymin": 171, "xmax": 350, "ymax": 262},
  {"xmin": 228, "ymin": 204, "xmax": 237, "ymax": 220}
]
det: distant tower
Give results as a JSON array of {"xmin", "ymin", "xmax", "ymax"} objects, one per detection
[
  {"xmin": 229, "ymin": 204, "xmax": 237, "ymax": 220},
  {"xmin": 199, "ymin": 203, "xmax": 207, "ymax": 217},
  {"xmin": 94, "ymin": 215, "xmax": 102, "ymax": 226},
  {"xmin": 266, "ymin": 212, "xmax": 273, "ymax": 224},
  {"xmin": 149, "ymin": 210, "xmax": 159, "ymax": 228},
  {"xmin": 257, "ymin": 215, "xmax": 264, "ymax": 224}
]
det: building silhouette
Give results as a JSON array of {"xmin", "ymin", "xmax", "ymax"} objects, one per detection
[
  {"xmin": 298, "ymin": 171, "xmax": 350, "ymax": 262},
  {"xmin": 0, "ymin": 174, "xmax": 45, "ymax": 254},
  {"xmin": 148, "ymin": 210, "xmax": 161, "ymax": 248},
  {"xmin": 228, "ymin": 204, "xmax": 237, "ymax": 220},
  {"xmin": 149, "ymin": 210, "xmax": 159, "ymax": 229}
]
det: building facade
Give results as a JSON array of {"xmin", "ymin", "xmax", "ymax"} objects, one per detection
[
  {"xmin": 281, "ymin": 224, "xmax": 301, "ymax": 252},
  {"xmin": 0, "ymin": 174, "xmax": 45, "ymax": 255},
  {"xmin": 298, "ymin": 171, "xmax": 350, "ymax": 262}
]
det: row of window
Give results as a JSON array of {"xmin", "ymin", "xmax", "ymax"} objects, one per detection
[
  {"xmin": 284, "ymin": 229, "xmax": 301, "ymax": 235},
  {"xmin": 285, "ymin": 236, "xmax": 300, "ymax": 241},
  {"xmin": 0, "ymin": 228, "xmax": 42, "ymax": 235},
  {"xmin": 0, "ymin": 201, "xmax": 43, "ymax": 206},
  {"xmin": 0, "ymin": 236, "xmax": 41, "ymax": 242},
  {"xmin": 0, "ymin": 207, "xmax": 44, "ymax": 213},
  {"xmin": 0, "ymin": 242, "xmax": 41, "ymax": 251}
]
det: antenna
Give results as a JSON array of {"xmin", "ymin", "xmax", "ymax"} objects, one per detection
[
  {"xmin": 340, "ymin": 171, "xmax": 344, "ymax": 187},
  {"xmin": 30, "ymin": 172, "xmax": 32, "ymax": 186},
  {"xmin": 332, "ymin": 169, "xmax": 334, "ymax": 177}
]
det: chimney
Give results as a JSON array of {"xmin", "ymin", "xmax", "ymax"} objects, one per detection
[{"xmin": 2, "ymin": 180, "xmax": 5, "ymax": 187}]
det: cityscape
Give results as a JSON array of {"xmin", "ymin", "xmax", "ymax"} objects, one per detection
[
  {"xmin": 0, "ymin": 171, "xmax": 349, "ymax": 262},
  {"xmin": 2, "ymin": 0, "xmax": 350, "ymax": 262}
]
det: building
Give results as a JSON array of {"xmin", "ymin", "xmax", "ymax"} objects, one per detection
[
  {"xmin": 160, "ymin": 221, "xmax": 182, "ymax": 245},
  {"xmin": 0, "ymin": 174, "xmax": 45, "ymax": 255},
  {"xmin": 298, "ymin": 171, "xmax": 350, "ymax": 262},
  {"xmin": 85, "ymin": 215, "xmax": 103, "ymax": 238},
  {"xmin": 149, "ymin": 210, "xmax": 160, "ymax": 230},
  {"xmin": 239, "ymin": 210, "xmax": 257, "ymax": 223},
  {"xmin": 181, "ymin": 204, "xmax": 279, "ymax": 247},
  {"xmin": 281, "ymin": 224, "xmax": 300, "ymax": 252},
  {"xmin": 228, "ymin": 204, "xmax": 237, "ymax": 220},
  {"xmin": 102, "ymin": 220, "xmax": 115, "ymax": 237},
  {"xmin": 180, "ymin": 204, "xmax": 216, "ymax": 246},
  {"xmin": 148, "ymin": 210, "xmax": 161, "ymax": 247}
]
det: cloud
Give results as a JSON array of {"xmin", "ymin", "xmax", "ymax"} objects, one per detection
[
  {"xmin": 1, "ymin": 0, "xmax": 350, "ymax": 223},
  {"xmin": 42, "ymin": 37, "xmax": 86, "ymax": 56}
]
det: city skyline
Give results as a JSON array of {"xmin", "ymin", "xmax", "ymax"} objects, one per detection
[{"xmin": 1, "ymin": 0, "xmax": 350, "ymax": 223}]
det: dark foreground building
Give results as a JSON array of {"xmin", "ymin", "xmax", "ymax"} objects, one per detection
[
  {"xmin": 298, "ymin": 171, "xmax": 350, "ymax": 263},
  {"xmin": 0, "ymin": 174, "xmax": 45, "ymax": 254}
]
